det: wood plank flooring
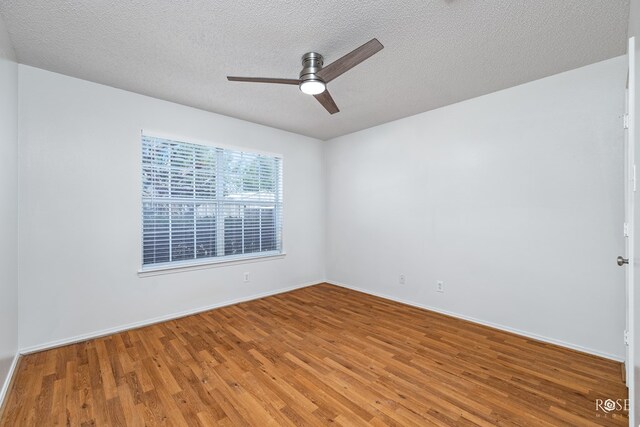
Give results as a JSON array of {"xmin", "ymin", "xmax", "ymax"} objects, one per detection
[{"xmin": 0, "ymin": 283, "xmax": 628, "ymax": 426}]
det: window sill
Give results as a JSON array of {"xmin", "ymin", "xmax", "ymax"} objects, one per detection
[{"xmin": 137, "ymin": 252, "xmax": 286, "ymax": 277}]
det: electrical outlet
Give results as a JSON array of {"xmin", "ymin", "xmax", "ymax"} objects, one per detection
[
  {"xmin": 436, "ymin": 280, "xmax": 444, "ymax": 293},
  {"xmin": 399, "ymin": 274, "xmax": 406, "ymax": 285},
  {"xmin": 244, "ymin": 272, "xmax": 250, "ymax": 283}
]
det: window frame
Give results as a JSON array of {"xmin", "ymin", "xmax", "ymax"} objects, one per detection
[{"xmin": 138, "ymin": 130, "xmax": 285, "ymax": 275}]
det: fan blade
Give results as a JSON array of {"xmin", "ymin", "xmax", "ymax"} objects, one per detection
[
  {"xmin": 316, "ymin": 38, "xmax": 383, "ymax": 83},
  {"xmin": 314, "ymin": 90, "xmax": 339, "ymax": 114},
  {"xmin": 227, "ymin": 76, "xmax": 300, "ymax": 85}
]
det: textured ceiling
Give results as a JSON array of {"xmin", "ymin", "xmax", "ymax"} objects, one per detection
[{"xmin": 0, "ymin": 1, "xmax": 630, "ymax": 140}]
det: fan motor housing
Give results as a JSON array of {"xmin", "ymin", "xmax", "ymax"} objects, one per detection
[{"xmin": 299, "ymin": 52, "xmax": 324, "ymax": 84}]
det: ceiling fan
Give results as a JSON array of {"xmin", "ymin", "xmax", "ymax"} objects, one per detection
[{"xmin": 227, "ymin": 38, "xmax": 384, "ymax": 115}]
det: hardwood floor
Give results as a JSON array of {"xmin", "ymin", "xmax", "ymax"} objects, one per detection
[{"xmin": 0, "ymin": 284, "xmax": 628, "ymax": 426}]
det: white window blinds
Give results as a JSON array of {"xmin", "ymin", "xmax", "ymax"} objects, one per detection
[{"xmin": 142, "ymin": 134, "xmax": 283, "ymax": 268}]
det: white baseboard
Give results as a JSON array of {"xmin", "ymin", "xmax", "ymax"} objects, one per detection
[
  {"xmin": 19, "ymin": 281, "xmax": 319, "ymax": 355},
  {"xmin": 18, "ymin": 279, "xmax": 623, "ymax": 363},
  {"xmin": 327, "ymin": 280, "xmax": 624, "ymax": 363},
  {"xmin": 0, "ymin": 353, "xmax": 20, "ymax": 412}
]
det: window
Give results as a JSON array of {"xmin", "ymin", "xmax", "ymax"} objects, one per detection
[{"xmin": 141, "ymin": 134, "xmax": 283, "ymax": 269}]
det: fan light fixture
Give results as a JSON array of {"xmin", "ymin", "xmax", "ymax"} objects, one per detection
[
  {"xmin": 226, "ymin": 38, "xmax": 384, "ymax": 115},
  {"xmin": 299, "ymin": 80, "xmax": 326, "ymax": 95}
]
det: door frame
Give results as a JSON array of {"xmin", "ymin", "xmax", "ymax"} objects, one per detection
[{"xmin": 626, "ymin": 35, "xmax": 636, "ymax": 426}]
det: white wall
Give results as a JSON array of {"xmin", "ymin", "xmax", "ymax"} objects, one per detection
[
  {"xmin": 0, "ymin": 14, "xmax": 18, "ymax": 402},
  {"xmin": 325, "ymin": 56, "xmax": 627, "ymax": 360},
  {"xmin": 17, "ymin": 65, "xmax": 325, "ymax": 351}
]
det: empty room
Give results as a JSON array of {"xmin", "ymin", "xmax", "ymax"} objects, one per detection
[{"xmin": 2, "ymin": 1, "xmax": 640, "ymax": 426}]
